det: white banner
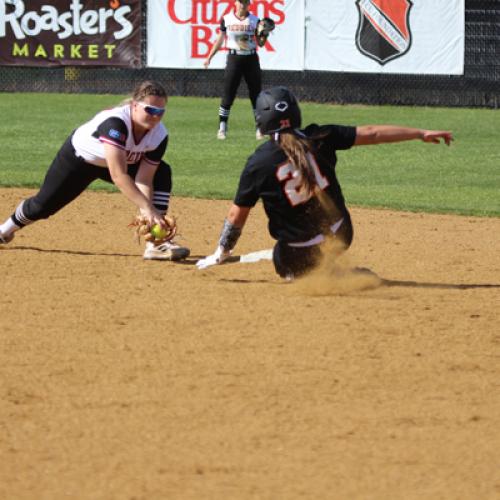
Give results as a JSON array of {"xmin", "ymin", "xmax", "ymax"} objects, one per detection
[
  {"xmin": 147, "ymin": 0, "xmax": 304, "ymax": 70},
  {"xmin": 305, "ymin": 0, "xmax": 464, "ymax": 75}
]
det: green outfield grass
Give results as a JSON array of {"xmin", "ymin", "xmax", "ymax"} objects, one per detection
[{"xmin": 0, "ymin": 93, "xmax": 498, "ymax": 217}]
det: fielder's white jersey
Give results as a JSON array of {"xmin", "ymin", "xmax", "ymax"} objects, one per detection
[
  {"xmin": 221, "ymin": 10, "xmax": 259, "ymax": 51},
  {"xmin": 72, "ymin": 105, "xmax": 168, "ymax": 167}
]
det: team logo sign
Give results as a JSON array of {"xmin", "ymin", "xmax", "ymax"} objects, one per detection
[{"xmin": 355, "ymin": 0, "xmax": 412, "ymax": 65}]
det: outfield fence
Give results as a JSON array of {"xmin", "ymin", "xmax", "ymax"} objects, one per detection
[{"xmin": 0, "ymin": 0, "xmax": 498, "ymax": 108}]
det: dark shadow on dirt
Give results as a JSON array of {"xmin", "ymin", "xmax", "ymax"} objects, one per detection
[
  {"xmin": 6, "ymin": 247, "xmax": 500, "ymax": 289},
  {"xmin": 381, "ymin": 279, "xmax": 500, "ymax": 290},
  {"xmin": 2, "ymin": 245, "xmax": 139, "ymax": 258}
]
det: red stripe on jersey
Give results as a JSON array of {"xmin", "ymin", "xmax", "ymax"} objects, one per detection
[{"xmin": 99, "ymin": 137, "xmax": 125, "ymax": 149}]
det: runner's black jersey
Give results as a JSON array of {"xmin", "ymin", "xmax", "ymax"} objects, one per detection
[{"xmin": 234, "ymin": 124, "xmax": 356, "ymax": 243}]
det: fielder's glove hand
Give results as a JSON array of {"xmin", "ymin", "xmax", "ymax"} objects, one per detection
[
  {"xmin": 196, "ymin": 246, "xmax": 231, "ymax": 270},
  {"xmin": 257, "ymin": 17, "xmax": 275, "ymax": 37},
  {"xmin": 129, "ymin": 214, "xmax": 177, "ymax": 245}
]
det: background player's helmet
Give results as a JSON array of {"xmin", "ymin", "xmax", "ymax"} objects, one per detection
[{"xmin": 256, "ymin": 86, "xmax": 302, "ymax": 135}]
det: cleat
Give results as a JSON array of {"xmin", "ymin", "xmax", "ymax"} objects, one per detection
[
  {"xmin": 217, "ymin": 129, "xmax": 227, "ymax": 140},
  {"xmin": 143, "ymin": 240, "xmax": 190, "ymax": 261},
  {"xmin": 256, "ymin": 129, "xmax": 265, "ymax": 140},
  {"xmin": 0, "ymin": 231, "xmax": 14, "ymax": 244}
]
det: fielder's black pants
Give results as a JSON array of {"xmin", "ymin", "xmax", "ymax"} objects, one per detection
[
  {"xmin": 221, "ymin": 53, "xmax": 262, "ymax": 112},
  {"xmin": 14, "ymin": 134, "xmax": 172, "ymax": 225}
]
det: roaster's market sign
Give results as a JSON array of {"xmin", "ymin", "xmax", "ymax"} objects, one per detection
[{"xmin": 0, "ymin": 0, "xmax": 142, "ymax": 66}]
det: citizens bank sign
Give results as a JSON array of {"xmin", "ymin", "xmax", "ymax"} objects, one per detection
[
  {"xmin": 0, "ymin": 0, "xmax": 142, "ymax": 66},
  {"xmin": 147, "ymin": 0, "xmax": 304, "ymax": 70},
  {"xmin": 164, "ymin": 0, "xmax": 284, "ymax": 58}
]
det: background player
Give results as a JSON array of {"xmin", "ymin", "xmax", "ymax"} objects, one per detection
[
  {"xmin": 0, "ymin": 80, "xmax": 189, "ymax": 261},
  {"xmin": 196, "ymin": 86, "xmax": 453, "ymax": 278},
  {"xmin": 204, "ymin": 0, "xmax": 272, "ymax": 140}
]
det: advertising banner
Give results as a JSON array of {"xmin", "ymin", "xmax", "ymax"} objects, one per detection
[
  {"xmin": 147, "ymin": 0, "xmax": 304, "ymax": 70},
  {"xmin": 0, "ymin": 0, "xmax": 142, "ymax": 67},
  {"xmin": 305, "ymin": 0, "xmax": 465, "ymax": 74}
]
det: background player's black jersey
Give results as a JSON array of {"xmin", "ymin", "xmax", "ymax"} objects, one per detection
[{"xmin": 234, "ymin": 124, "xmax": 356, "ymax": 243}]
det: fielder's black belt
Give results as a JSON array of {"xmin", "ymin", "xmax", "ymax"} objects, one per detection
[{"xmin": 228, "ymin": 49, "xmax": 256, "ymax": 55}]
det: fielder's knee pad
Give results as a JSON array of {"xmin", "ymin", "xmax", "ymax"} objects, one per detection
[
  {"xmin": 22, "ymin": 196, "xmax": 57, "ymax": 221},
  {"xmin": 153, "ymin": 161, "xmax": 172, "ymax": 191}
]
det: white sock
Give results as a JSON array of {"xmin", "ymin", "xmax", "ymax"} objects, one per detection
[
  {"xmin": 0, "ymin": 218, "xmax": 21, "ymax": 237},
  {"xmin": 219, "ymin": 121, "xmax": 227, "ymax": 132}
]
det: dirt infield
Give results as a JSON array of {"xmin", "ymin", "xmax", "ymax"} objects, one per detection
[{"xmin": 1, "ymin": 188, "xmax": 499, "ymax": 500}]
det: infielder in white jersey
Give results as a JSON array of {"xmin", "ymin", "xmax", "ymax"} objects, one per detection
[
  {"xmin": 0, "ymin": 81, "xmax": 189, "ymax": 261},
  {"xmin": 204, "ymin": 0, "xmax": 271, "ymax": 140}
]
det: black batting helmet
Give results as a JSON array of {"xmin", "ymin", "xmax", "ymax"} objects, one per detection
[{"xmin": 255, "ymin": 86, "xmax": 302, "ymax": 135}]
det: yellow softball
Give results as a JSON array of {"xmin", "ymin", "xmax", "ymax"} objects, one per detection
[{"xmin": 151, "ymin": 224, "xmax": 168, "ymax": 239}]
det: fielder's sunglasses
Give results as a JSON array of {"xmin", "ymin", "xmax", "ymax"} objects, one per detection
[{"xmin": 137, "ymin": 102, "xmax": 165, "ymax": 116}]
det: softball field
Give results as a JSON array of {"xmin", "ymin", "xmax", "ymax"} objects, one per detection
[{"xmin": 1, "ymin": 188, "xmax": 499, "ymax": 500}]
